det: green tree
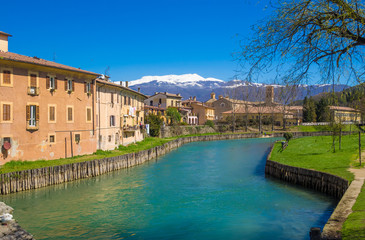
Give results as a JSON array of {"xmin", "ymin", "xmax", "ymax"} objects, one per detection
[
  {"xmin": 166, "ymin": 107, "xmax": 181, "ymax": 125},
  {"xmin": 316, "ymin": 97, "xmax": 331, "ymax": 122},
  {"xmin": 205, "ymin": 120, "xmax": 215, "ymax": 128},
  {"xmin": 237, "ymin": 0, "xmax": 365, "ymax": 85},
  {"xmin": 146, "ymin": 114, "xmax": 163, "ymax": 137},
  {"xmin": 303, "ymin": 97, "xmax": 317, "ymax": 122}
]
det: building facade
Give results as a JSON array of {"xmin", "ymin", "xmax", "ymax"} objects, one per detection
[
  {"xmin": 0, "ymin": 31, "xmax": 99, "ymax": 162},
  {"xmin": 96, "ymin": 79, "xmax": 147, "ymax": 150}
]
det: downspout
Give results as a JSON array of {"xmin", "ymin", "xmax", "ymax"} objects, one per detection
[{"xmin": 92, "ymin": 78, "xmax": 95, "ymax": 135}]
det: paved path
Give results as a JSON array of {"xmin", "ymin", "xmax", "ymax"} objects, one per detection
[{"xmin": 321, "ymin": 162, "xmax": 365, "ymax": 240}]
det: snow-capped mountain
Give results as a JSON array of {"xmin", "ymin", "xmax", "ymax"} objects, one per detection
[
  {"xmin": 129, "ymin": 74, "xmax": 224, "ymax": 88},
  {"xmin": 128, "ymin": 74, "xmax": 349, "ymax": 102}
]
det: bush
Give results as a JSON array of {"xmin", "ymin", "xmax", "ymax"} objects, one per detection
[
  {"xmin": 205, "ymin": 120, "xmax": 214, "ymax": 128},
  {"xmin": 146, "ymin": 114, "xmax": 164, "ymax": 137},
  {"xmin": 166, "ymin": 107, "xmax": 181, "ymax": 125},
  {"xmin": 283, "ymin": 132, "xmax": 293, "ymax": 142}
]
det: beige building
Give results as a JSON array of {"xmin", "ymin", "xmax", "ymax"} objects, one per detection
[
  {"xmin": 145, "ymin": 92, "xmax": 182, "ymax": 109},
  {"xmin": 329, "ymin": 106, "xmax": 361, "ymax": 123},
  {"xmin": 0, "ymin": 31, "xmax": 99, "ymax": 162},
  {"xmin": 182, "ymin": 97, "xmax": 215, "ymax": 125},
  {"xmin": 96, "ymin": 79, "xmax": 147, "ymax": 150}
]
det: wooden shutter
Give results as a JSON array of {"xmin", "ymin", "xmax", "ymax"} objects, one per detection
[
  {"xmin": 84, "ymin": 82, "xmax": 87, "ymax": 93},
  {"xmin": 46, "ymin": 76, "xmax": 50, "ymax": 89},
  {"xmin": 111, "ymin": 93, "xmax": 114, "ymax": 103},
  {"xmin": 3, "ymin": 104, "xmax": 10, "ymax": 121},
  {"xmin": 3, "ymin": 71, "xmax": 11, "ymax": 84},
  {"xmin": 68, "ymin": 107, "xmax": 72, "ymax": 121},
  {"xmin": 65, "ymin": 79, "xmax": 68, "ymax": 91},
  {"xmin": 36, "ymin": 106, "xmax": 40, "ymax": 121},
  {"xmin": 117, "ymin": 94, "xmax": 119, "ymax": 103},
  {"xmin": 90, "ymin": 82, "xmax": 94, "ymax": 94},
  {"xmin": 54, "ymin": 77, "xmax": 58, "ymax": 89},
  {"xmin": 26, "ymin": 105, "xmax": 30, "ymax": 121},
  {"xmin": 49, "ymin": 106, "xmax": 55, "ymax": 121},
  {"xmin": 72, "ymin": 80, "xmax": 75, "ymax": 92},
  {"xmin": 30, "ymin": 74, "xmax": 37, "ymax": 87}
]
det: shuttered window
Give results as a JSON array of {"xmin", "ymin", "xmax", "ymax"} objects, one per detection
[
  {"xmin": 124, "ymin": 96, "xmax": 127, "ymax": 105},
  {"xmin": 3, "ymin": 104, "xmax": 10, "ymax": 121},
  {"xmin": 128, "ymin": 97, "xmax": 131, "ymax": 105},
  {"xmin": 3, "ymin": 71, "xmax": 11, "ymax": 84},
  {"xmin": 67, "ymin": 107, "xmax": 73, "ymax": 121},
  {"xmin": 87, "ymin": 108, "xmax": 92, "ymax": 122},
  {"xmin": 49, "ymin": 106, "xmax": 55, "ymax": 121},
  {"xmin": 30, "ymin": 74, "xmax": 37, "ymax": 87},
  {"xmin": 111, "ymin": 93, "xmax": 114, "ymax": 103}
]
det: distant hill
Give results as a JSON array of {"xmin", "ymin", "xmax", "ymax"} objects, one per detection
[{"xmin": 124, "ymin": 74, "xmax": 349, "ymax": 103}]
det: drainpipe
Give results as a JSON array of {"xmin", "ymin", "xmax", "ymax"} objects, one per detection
[
  {"xmin": 92, "ymin": 78, "xmax": 95, "ymax": 136},
  {"xmin": 98, "ymin": 83, "xmax": 106, "ymax": 149}
]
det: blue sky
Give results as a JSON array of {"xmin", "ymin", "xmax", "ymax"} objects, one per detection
[{"xmin": 1, "ymin": 0, "xmax": 271, "ymax": 82}]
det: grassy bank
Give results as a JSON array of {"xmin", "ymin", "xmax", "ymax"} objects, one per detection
[
  {"xmin": 289, "ymin": 124, "xmax": 360, "ymax": 133},
  {"xmin": 270, "ymin": 134, "xmax": 365, "ymax": 182},
  {"xmin": 342, "ymin": 182, "xmax": 365, "ymax": 240},
  {"xmin": 0, "ymin": 132, "xmax": 251, "ymax": 174}
]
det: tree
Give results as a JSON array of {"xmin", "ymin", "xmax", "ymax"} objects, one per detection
[
  {"xmin": 316, "ymin": 97, "xmax": 331, "ymax": 122},
  {"xmin": 237, "ymin": 0, "xmax": 365, "ymax": 85},
  {"xmin": 166, "ymin": 107, "xmax": 181, "ymax": 125},
  {"xmin": 146, "ymin": 114, "xmax": 163, "ymax": 137},
  {"xmin": 303, "ymin": 97, "xmax": 317, "ymax": 122}
]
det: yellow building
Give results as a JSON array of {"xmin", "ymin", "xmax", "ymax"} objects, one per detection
[
  {"xmin": 145, "ymin": 92, "xmax": 182, "ymax": 109},
  {"xmin": 96, "ymin": 79, "xmax": 147, "ymax": 149},
  {"xmin": 182, "ymin": 97, "xmax": 215, "ymax": 125},
  {"xmin": 329, "ymin": 106, "xmax": 361, "ymax": 123}
]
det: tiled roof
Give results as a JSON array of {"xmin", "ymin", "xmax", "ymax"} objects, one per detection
[
  {"xmin": 222, "ymin": 106, "xmax": 293, "ymax": 115},
  {"xmin": 149, "ymin": 92, "xmax": 182, "ymax": 98},
  {"xmin": 0, "ymin": 31, "xmax": 12, "ymax": 37},
  {"xmin": 0, "ymin": 51, "xmax": 99, "ymax": 76},
  {"xmin": 329, "ymin": 106, "xmax": 360, "ymax": 112},
  {"xmin": 96, "ymin": 79, "xmax": 148, "ymax": 99}
]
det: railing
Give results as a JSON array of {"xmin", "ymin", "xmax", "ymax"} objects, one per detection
[
  {"xmin": 27, "ymin": 86, "xmax": 39, "ymax": 96},
  {"xmin": 26, "ymin": 120, "xmax": 39, "ymax": 130}
]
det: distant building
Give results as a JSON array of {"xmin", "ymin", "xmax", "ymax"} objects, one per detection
[
  {"xmin": 329, "ymin": 106, "xmax": 361, "ymax": 123},
  {"xmin": 96, "ymin": 79, "xmax": 147, "ymax": 150},
  {"xmin": 0, "ymin": 31, "xmax": 99, "ymax": 162},
  {"xmin": 182, "ymin": 96, "xmax": 215, "ymax": 125},
  {"xmin": 144, "ymin": 92, "xmax": 182, "ymax": 124}
]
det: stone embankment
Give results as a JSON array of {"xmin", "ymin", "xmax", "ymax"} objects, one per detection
[
  {"xmin": 265, "ymin": 160, "xmax": 349, "ymax": 198},
  {"xmin": 0, "ymin": 131, "xmax": 351, "ymax": 195},
  {"xmin": 0, "ymin": 202, "xmax": 34, "ymax": 240}
]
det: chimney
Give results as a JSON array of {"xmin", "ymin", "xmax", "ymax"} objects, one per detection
[
  {"xmin": 266, "ymin": 86, "xmax": 274, "ymax": 105},
  {"xmin": 138, "ymin": 87, "xmax": 140, "ymax": 93},
  {"xmin": 125, "ymin": 81, "xmax": 128, "ymax": 88},
  {"xmin": 119, "ymin": 81, "xmax": 123, "ymax": 85},
  {"xmin": 0, "ymin": 31, "xmax": 12, "ymax": 52},
  {"xmin": 218, "ymin": 95, "xmax": 223, "ymax": 99},
  {"xmin": 193, "ymin": 96, "xmax": 196, "ymax": 101},
  {"xmin": 210, "ymin": 92, "xmax": 216, "ymax": 100},
  {"xmin": 189, "ymin": 96, "xmax": 192, "ymax": 100}
]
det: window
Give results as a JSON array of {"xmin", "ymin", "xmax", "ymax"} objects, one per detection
[
  {"xmin": 159, "ymin": 98, "xmax": 162, "ymax": 104},
  {"xmin": 75, "ymin": 134, "xmax": 80, "ymax": 144},
  {"xmin": 86, "ymin": 107, "xmax": 92, "ymax": 123},
  {"xmin": 65, "ymin": 79, "xmax": 74, "ymax": 92},
  {"xmin": 49, "ymin": 135, "xmax": 55, "ymax": 143},
  {"xmin": 128, "ymin": 97, "xmax": 131, "ymax": 105},
  {"xmin": 108, "ymin": 135, "xmax": 112, "ymax": 142},
  {"xmin": 67, "ymin": 106, "xmax": 74, "ymax": 122},
  {"xmin": 26, "ymin": 105, "xmax": 39, "ymax": 129},
  {"xmin": 46, "ymin": 76, "xmax": 57, "ymax": 90},
  {"xmin": 84, "ymin": 82, "xmax": 91, "ymax": 94},
  {"xmin": 150, "ymin": 100, "xmax": 153, "ymax": 106},
  {"xmin": 124, "ymin": 96, "xmax": 127, "ymax": 105},
  {"xmin": 171, "ymin": 100, "xmax": 173, "ymax": 106},
  {"xmin": 1, "ymin": 69, "xmax": 12, "ymax": 86},
  {"xmin": 111, "ymin": 93, "xmax": 114, "ymax": 104},
  {"xmin": 2, "ymin": 104, "xmax": 11, "ymax": 121},
  {"xmin": 117, "ymin": 93, "xmax": 119, "ymax": 103},
  {"xmin": 28, "ymin": 73, "xmax": 39, "ymax": 95},
  {"xmin": 49, "ymin": 105, "xmax": 56, "ymax": 122},
  {"xmin": 115, "ymin": 133, "xmax": 119, "ymax": 145},
  {"xmin": 110, "ymin": 115, "xmax": 115, "ymax": 126}
]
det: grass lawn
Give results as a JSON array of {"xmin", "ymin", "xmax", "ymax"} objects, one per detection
[
  {"xmin": 289, "ymin": 124, "xmax": 360, "ymax": 133},
  {"xmin": 269, "ymin": 134, "xmax": 365, "ymax": 182},
  {"xmin": 0, "ymin": 132, "xmax": 247, "ymax": 174},
  {"xmin": 342, "ymin": 183, "xmax": 365, "ymax": 240}
]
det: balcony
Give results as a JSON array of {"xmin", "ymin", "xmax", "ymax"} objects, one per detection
[
  {"xmin": 26, "ymin": 120, "xmax": 39, "ymax": 131},
  {"xmin": 27, "ymin": 86, "xmax": 39, "ymax": 96}
]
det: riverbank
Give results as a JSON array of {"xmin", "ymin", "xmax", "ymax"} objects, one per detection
[{"xmin": 268, "ymin": 133, "xmax": 365, "ymax": 239}]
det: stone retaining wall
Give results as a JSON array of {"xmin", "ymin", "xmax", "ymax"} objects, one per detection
[
  {"xmin": 0, "ymin": 131, "xmax": 350, "ymax": 195},
  {"xmin": 265, "ymin": 160, "xmax": 349, "ymax": 198}
]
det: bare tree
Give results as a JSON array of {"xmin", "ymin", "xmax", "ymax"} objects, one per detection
[{"xmin": 236, "ymin": 0, "xmax": 365, "ymax": 85}]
